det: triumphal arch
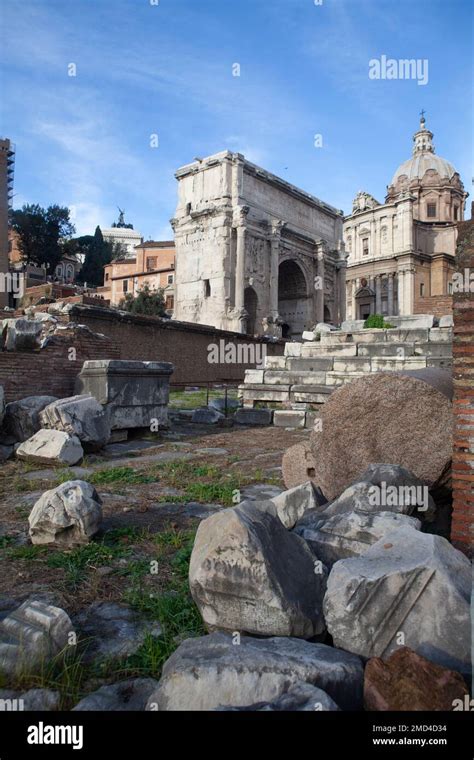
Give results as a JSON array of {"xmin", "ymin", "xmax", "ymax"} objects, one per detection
[{"xmin": 171, "ymin": 151, "xmax": 346, "ymax": 338}]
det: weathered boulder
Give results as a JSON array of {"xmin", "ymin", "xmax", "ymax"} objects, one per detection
[
  {"xmin": 353, "ymin": 464, "xmax": 437, "ymax": 520},
  {"xmin": 146, "ymin": 633, "xmax": 364, "ymax": 711},
  {"xmin": 282, "ymin": 440, "xmax": 318, "ymax": 490},
  {"xmin": 0, "ymin": 600, "xmax": 75, "ymax": 675},
  {"xmin": 324, "ymin": 525, "xmax": 471, "ymax": 675},
  {"xmin": 0, "ymin": 386, "xmax": 4, "ymax": 428},
  {"xmin": 364, "ymin": 647, "xmax": 469, "ymax": 711},
  {"xmin": 0, "ymin": 688, "xmax": 60, "ymax": 711},
  {"xmin": 28, "ymin": 480, "xmax": 102, "ymax": 547},
  {"xmin": 270, "ymin": 480, "xmax": 327, "ymax": 529},
  {"xmin": 310, "ymin": 371, "xmax": 453, "ymax": 501},
  {"xmin": 1, "ymin": 395, "xmax": 58, "ymax": 442},
  {"xmin": 295, "ymin": 511, "xmax": 421, "ymax": 568},
  {"xmin": 191, "ymin": 407, "xmax": 224, "ymax": 424},
  {"xmin": 73, "ymin": 678, "xmax": 159, "ymax": 711},
  {"xmin": 189, "ymin": 501, "xmax": 327, "ymax": 638},
  {"xmin": 40, "ymin": 395, "xmax": 110, "ymax": 451},
  {"xmin": 16, "ymin": 429, "xmax": 83, "ymax": 466},
  {"xmin": 73, "ymin": 602, "xmax": 162, "ymax": 663},
  {"xmin": 301, "ymin": 475, "xmax": 434, "ymax": 524},
  {"xmin": 217, "ymin": 682, "xmax": 340, "ymax": 711}
]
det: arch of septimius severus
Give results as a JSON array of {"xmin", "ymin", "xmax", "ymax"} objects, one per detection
[{"xmin": 171, "ymin": 151, "xmax": 347, "ymax": 339}]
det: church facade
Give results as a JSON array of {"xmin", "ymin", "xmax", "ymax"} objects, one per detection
[
  {"xmin": 171, "ymin": 151, "xmax": 346, "ymax": 338},
  {"xmin": 344, "ymin": 116, "xmax": 467, "ymax": 320}
]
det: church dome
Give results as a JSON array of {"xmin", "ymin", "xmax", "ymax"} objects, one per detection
[
  {"xmin": 389, "ymin": 115, "xmax": 458, "ymax": 189},
  {"xmin": 391, "ymin": 153, "xmax": 456, "ymax": 185}
]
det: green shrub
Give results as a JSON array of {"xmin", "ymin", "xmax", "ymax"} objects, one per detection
[{"xmin": 363, "ymin": 314, "xmax": 395, "ymax": 329}]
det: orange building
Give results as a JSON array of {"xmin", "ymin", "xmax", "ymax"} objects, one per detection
[{"xmin": 100, "ymin": 240, "xmax": 175, "ymax": 313}]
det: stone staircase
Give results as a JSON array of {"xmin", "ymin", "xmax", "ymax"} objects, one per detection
[{"xmin": 239, "ymin": 326, "xmax": 453, "ymax": 427}]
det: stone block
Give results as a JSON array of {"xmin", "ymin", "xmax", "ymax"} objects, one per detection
[
  {"xmin": 428, "ymin": 327, "xmax": 453, "ymax": 343},
  {"xmin": 39, "ymin": 395, "xmax": 110, "ymax": 451},
  {"xmin": 233, "ymin": 408, "xmax": 273, "ymax": 426},
  {"xmin": 341, "ymin": 320, "xmax": 365, "ymax": 332},
  {"xmin": 287, "ymin": 357, "xmax": 334, "ymax": 371},
  {"xmin": 273, "ymin": 410, "xmax": 306, "ymax": 428},
  {"xmin": 357, "ymin": 342, "xmax": 415, "ymax": 357},
  {"xmin": 191, "ymin": 408, "xmax": 224, "ymax": 424},
  {"xmin": 189, "ymin": 501, "xmax": 327, "ymax": 638},
  {"xmin": 333, "ymin": 357, "xmax": 372, "ymax": 373},
  {"xmin": 147, "ymin": 632, "xmax": 364, "ymax": 711},
  {"xmin": 73, "ymin": 678, "xmax": 159, "ymax": 711},
  {"xmin": 75, "ymin": 360, "xmax": 174, "ymax": 431},
  {"xmin": 370, "ymin": 357, "xmax": 428, "ymax": 371},
  {"xmin": 0, "ymin": 600, "xmax": 75, "ymax": 676},
  {"xmin": 438, "ymin": 315, "xmax": 454, "ymax": 328},
  {"xmin": 284, "ymin": 343, "xmax": 302, "ymax": 357},
  {"xmin": 4, "ymin": 319, "xmax": 43, "ymax": 351},
  {"xmin": 16, "ymin": 430, "xmax": 84, "ymax": 466},
  {"xmin": 1, "ymin": 396, "xmax": 58, "ymax": 443},
  {"xmin": 270, "ymin": 480, "xmax": 327, "ymax": 528},
  {"xmin": 295, "ymin": 510, "xmax": 421, "ymax": 568},
  {"xmin": 244, "ymin": 369, "xmax": 264, "ymax": 383},
  {"xmin": 324, "ymin": 526, "xmax": 471, "ymax": 675},
  {"xmin": 28, "ymin": 480, "xmax": 102, "ymax": 547}
]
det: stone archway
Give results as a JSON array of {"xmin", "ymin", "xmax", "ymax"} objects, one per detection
[
  {"xmin": 355, "ymin": 286, "xmax": 375, "ymax": 320},
  {"xmin": 244, "ymin": 286, "xmax": 258, "ymax": 335},
  {"xmin": 278, "ymin": 260, "xmax": 309, "ymax": 339}
]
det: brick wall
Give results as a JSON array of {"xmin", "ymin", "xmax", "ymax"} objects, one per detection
[
  {"xmin": 0, "ymin": 326, "xmax": 121, "ymax": 402},
  {"xmin": 413, "ymin": 295, "xmax": 453, "ymax": 318},
  {"xmin": 67, "ymin": 305, "xmax": 284, "ymax": 386},
  {"xmin": 451, "ymin": 209, "xmax": 473, "ymax": 556}
]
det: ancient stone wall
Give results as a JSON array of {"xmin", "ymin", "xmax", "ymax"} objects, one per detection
[
  {"xmin": 0, "ymin": 325, "xmax": 121, "ymax": 402},
  {"xmin": 66, "ymin": 305, "xmax": 284, "ymax": 386},
  {"xmin": 451, "ymin": 210, "xmax": 473, "ymax": 555}
]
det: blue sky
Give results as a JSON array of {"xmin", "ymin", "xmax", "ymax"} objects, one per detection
[{"xmin": 1, "ymin": 0, "xmax": 472, "ymax": 238}]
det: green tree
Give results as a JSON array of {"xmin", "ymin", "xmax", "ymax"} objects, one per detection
[
  {"xmin": 119, "ymin": 283, "xmax": 167, "ymax": 316},
  {"xmin": 11, "ymin": 204, "xmax": 75, "ymax": 271},
  {"xmin": 76, "ymin": 226, "xmax": 113, "ymax": 287}
]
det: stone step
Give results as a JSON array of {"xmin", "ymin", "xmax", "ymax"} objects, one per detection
[
  {"xmin": 301, "ymin": 343, "xmax": 358, "ymax": 357},
  {"xmin": 290, "ymin": 385, "xmax": 335, "ymax": 404},
  {"xmin": 429, "ymin": 328, "xmax": 453, "ymax": 343},
  {"xmin": 320, "ymin": 329, "xmax": 386, "ymax": 345},
  {"xmin": 333, "ymin": 357, "xmax": 372, "ymax": 373},
  {"xmin": 240, "ymin": 384, "xmax": 290, "ymax": 403},
  {"xmin": 414, "ymin": 342, "xmax": 453, "ymax": 357},
  {"xmin": 325, "ymin": 371, "xmax": 367, "ymax": 386},
  {"xmin": 385, "ymin": 328, "xmax": 430, "ymax": 343},
  {"xmin": 264, "ymin": 356, "xmax": 287, "ymax": 369},
  {"xmin": 358, "ymin": 342, "xmax": 416, "ymax": 357},
  {"xmin": 287, "ymin": 357, "xmax": 335, "ymax": 371},
  {"xmin": 370, "ymin": 357, "xmax": 428, "ymax": 371},
  {"xmin": 264, "ymin": 370, "xmax": 327, "ymax": 385}
]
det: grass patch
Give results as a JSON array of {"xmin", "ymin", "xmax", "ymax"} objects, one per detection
[
  {"xmin": 46, "ymin": 541, "xmax": 129, "ymax": 590},
  {"xmin": 88, "ymin": 466, "xmax": 156, "ymax": 486}
]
